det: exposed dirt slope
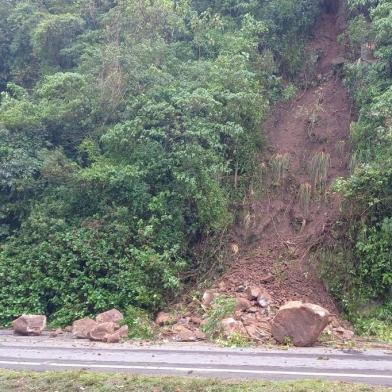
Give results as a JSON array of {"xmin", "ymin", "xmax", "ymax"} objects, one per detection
[{"xmin": 217, "ymin": 9, "xmax": 351, "ymax": 314}]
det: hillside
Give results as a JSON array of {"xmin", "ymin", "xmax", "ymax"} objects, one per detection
[
  {"xmin": 0, "ymin": 0, "xmax": 391, "ymax": 344},
  {"xmin": 215, "ymin": 4, "xmax": 351, "ymax": 313}
]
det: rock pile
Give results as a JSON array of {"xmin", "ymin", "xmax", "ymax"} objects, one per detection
[
  {"xmin": 71, "ymin": 309, "xmax": 128, "ymax": 343},
  {"xmin": 11, "ymin": 295, "xmax": 353, "ymax": 347},
  {"xmin": 159, "ymin": 285, "xmax": 275, "ymax": 343},
  {"xmin": 158, "ymin": 285, "xmax": 350, "ymax": 346},
  {"xmin": 11, "ymin": 309, "xmax": 128, "ymax": 343}
]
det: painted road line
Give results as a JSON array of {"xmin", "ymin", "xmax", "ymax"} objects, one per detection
[{"xmin": 0, "ymin": 360, "xmax": 391, "ymax": 379}]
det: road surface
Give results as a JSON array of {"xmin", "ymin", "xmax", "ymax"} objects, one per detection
[{"xmin": 0, "ymin": 331, "xmax": 391, "ymax": 386}]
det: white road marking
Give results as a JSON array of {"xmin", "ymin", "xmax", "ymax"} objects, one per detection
[{"xmin": 0, "ymin": 360, "xmax": 391, "ymax": 379}]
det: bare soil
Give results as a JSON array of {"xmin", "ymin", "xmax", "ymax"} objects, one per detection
[{"xmin": 216, "ymin": 9, "xmax": 352, "ymax": 315}]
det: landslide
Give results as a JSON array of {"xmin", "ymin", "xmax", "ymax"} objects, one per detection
[{"xmin": 214, "ymin": 2, "xmax": 352, "ymax": 314}]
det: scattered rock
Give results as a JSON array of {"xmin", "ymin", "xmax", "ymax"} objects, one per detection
[
  {"xmin": 260, "ymin": 273, "xmax": 274, "ymax": 283},
  {"xmin": 177, "ymin": 317, "xmax": 190, "ymax": 325},
  {"xmin": 217, "ymin": 281, "xmax": 227, "ymax": 292},
  {"xmin": 104, "ymin": 325, "xmax": 129, "ymax": 343},
  {"xmin": 271, "ymin": 301, "xmax": 330, "ymax": 347},
  {"xmin": 245, "ymin": 286, "xmax": 262, "ymax": 300},
  {"xmin": 334, "ymin": 327, "xmax": 354, "ymax": 341},
  {"xmin": 72, "ymin": 318, "xmax": 98, "ymax": 339},
  {"xmin": 245, "ymin": 325, "xmax": 271, "ymax": 341},
  {"xmin": 118, "ymin": 325, "xmax": 129, "ymax": 338},
  {"xmin": 190, "ymin": 316, "xmax": 203, "ymax": 326},
  {"xmin": 155, "ymin": 311, "xmax": 172, "ymax": 326},
  {"xmin": 244, "ymin": 286, "xmax": 272, "ymax": 307},
  {"xmin": 105, "ymin": 332, "xmax": 121, "ymax": 343},
  {"xmin": 88, "ymin": 322, "xmax": 117, "ymax": 341},
  {"xmin": 172, "ymin": 325, "xmax": 204, "ymax": 342},
  {"xmin": 257, "ymin": 289, "xmax": 272, "ymax": 308},
  {"xmin": 12, "ymin": 315, "xmax": 47, "ymax": 336},
  {"xmin": 49, "ymin": 328, "xmax": 63, "ymax": 338},
  {"xmin": 194, "ymin": 329, "xmax": 207, "ymax": 340},
  {"xmin": 241, "ymin": 313, "xmax": 258, "ymax": 326},
  {"xmin": 96, "ymin": 309, "xmax": 123, "ymax": 325},
  {"xmin": 236, "ymin": 297, "xmax": 252, "ymax": 312},
  {"xmin": 202, "ymin": 290, "xmax": 218, "ymax": 307},
  {"xmin": 220, "ymin": 318, "xmax": 247, "ymax": 337},
  {"xmin": 64, "ymin": 325, "xmax": 72, "ymax": 333}
]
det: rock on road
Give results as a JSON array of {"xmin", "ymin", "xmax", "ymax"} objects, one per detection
[{"xmin": 0, "ymin": 331, "xmax": 391, "ymax": 386}]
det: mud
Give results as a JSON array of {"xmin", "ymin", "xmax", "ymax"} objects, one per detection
[{"xmin": 219, "ymin": 10, "xmax": 352, "ymax": 314}]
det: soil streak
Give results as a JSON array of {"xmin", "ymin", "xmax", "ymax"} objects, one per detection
[{"xmin": 219, "ymin": 8, "xmax": 351, "ymax": 314}]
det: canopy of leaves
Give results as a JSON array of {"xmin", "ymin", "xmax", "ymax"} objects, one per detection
[
  {"xmin": 0, "ymin": 0, "xmax": 322, "ymax": 325},
  {"xmin": 329, "ymin": 0, "xmax": 392, "ymax": 316}
]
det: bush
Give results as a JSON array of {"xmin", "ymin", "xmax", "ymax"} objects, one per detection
[
  {"xmin": 0, "ymin": 208, "xmax": 184, "ymax": 326},
  {"xmin": 0, "ymin": 0, "xmax": 324, "ymax": 325},
  {"xmin": 321, "ymin": 0, "xmax": 392, "ymax": 323}
]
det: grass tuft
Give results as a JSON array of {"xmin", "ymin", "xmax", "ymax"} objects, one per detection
[
  {"xmin": 270, "ymin": 153, "xmax": 290, "ymax": 186},
  {"xmin": 310, "ymin": 151, "xmax": 330, "ymax": 192}
]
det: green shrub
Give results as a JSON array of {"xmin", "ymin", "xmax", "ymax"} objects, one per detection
[
  {"xmin": 121, "ymin": 306, "xmax": 155, "ymax": 340},
  {"xmin": 0, "ymin": 207, "xmax": 184, "ymax": 326},
  {"xmin": 0, "ymin": 0, "xmax": 324, "ymax": 325},
  {"xmin": 202, "ymin": 296, "xmax": 236, "ymax": 340},
  {"xmin": 320, "ymin": 0, "xmax": 392, "ymax": 325}
]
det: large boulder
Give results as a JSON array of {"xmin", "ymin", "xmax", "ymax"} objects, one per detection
[
  {"xmin": 88, "ymin": 322, "xmax": 117, "ymax": 341},
  {"xmin": 72, "ymin": 318, "xmax": 98, "ymax": 339},
  {"xmin": 271, "ymin": 301, "xmax": 330, "ymax": 347},
  {"xmin": 96, "ymin": 309, "xmax": 123, "ymax": 325},
  {"xmin": 12, "ymin": 315, "xmax": 47, "ymax": 336}
]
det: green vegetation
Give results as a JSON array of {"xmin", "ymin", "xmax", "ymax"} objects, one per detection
[
  {"xmin": 0, "ymin": 370, "xmax": 389, "ymax": 392},
  {"xmin": 202, "ymin": 295, "xmax": 236, "ymax": 340},
  {"xmin": 0, "ymin": 0, "xmax": 324, "ymax": 326},
  {"xmin": 310, "ymin": 151, "xmax": 330, "ymax": 192},
  {"xmin": 318, "ymin": 0, "xmax": 392, "ymax": 340}
]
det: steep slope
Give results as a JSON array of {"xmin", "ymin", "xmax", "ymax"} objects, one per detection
[{"xmin": 217, "ymin": 6, "xmax": 351, "ymax": 314}]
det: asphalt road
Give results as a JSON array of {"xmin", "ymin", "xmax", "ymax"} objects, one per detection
[{"xmin": 0, "ymin": 331, "xmax": 391, "ymax": 386}]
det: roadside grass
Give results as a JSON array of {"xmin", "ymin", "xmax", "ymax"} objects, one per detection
[{"xmin": 0, "ymin": 370, "xmax": 390, "ymax": 392}]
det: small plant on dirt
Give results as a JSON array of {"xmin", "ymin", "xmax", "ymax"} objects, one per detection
[
  {"xmin": 349, "ymin": 151, "xmax": 358, "ymax": 173},
  {"xmin": 335, "ymin": 140, "xmax": 346, "ymax": 166},
  {"xmin": 299, "ymin": 90, "xmax": 325, "ymax": 142},
  {"xmin": 335, "ymin": 140, "xmax": 346, "ymax": 157},
  {"xmin": 202, "ymin": 296, "xmax": 236, "ymax": 340},
  {"xmin": 282, "ymin": 335, "xmax": 294, "ymax": 347},
  {"xmin": 272, "ymin": 261, "xmax": 289, "ymax": 283},
  {"xmin": 270, "ymin": 153, "xmax": 290, "ymax": 186},
  {"xmin": 298, "ymin": 182, "xmax": 312, "ymax": 218},
  {"xmin": 310, "ymin": 151, "xmax": 330, "ymax": 192},
  {"xmin": 218, "ymin": 331, "xmax": 252, "ymax": 348},
  {"xmin": 354, "ymin": 317, "xmax": 392, "ymax": 344},
  {"xmin": 122, "ymin": 306, "xmax": 155, "ymax": 340},
  {"xmin": 243, "ymin": 210, "xmax": 252, "ymax": 231}
]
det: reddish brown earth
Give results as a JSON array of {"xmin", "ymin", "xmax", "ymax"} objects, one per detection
[{"xmin": 216, "ymin": 9, "xmax": 352, "ymax": 315}]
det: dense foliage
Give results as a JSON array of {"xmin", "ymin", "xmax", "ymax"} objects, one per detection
[
  {"xmin": 321, "ymin": 0, "xmax": 391, "ymax": 325},
  {"xmin": 0, "ymin": 0, "xmax": 323, "ymax": 325}
]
